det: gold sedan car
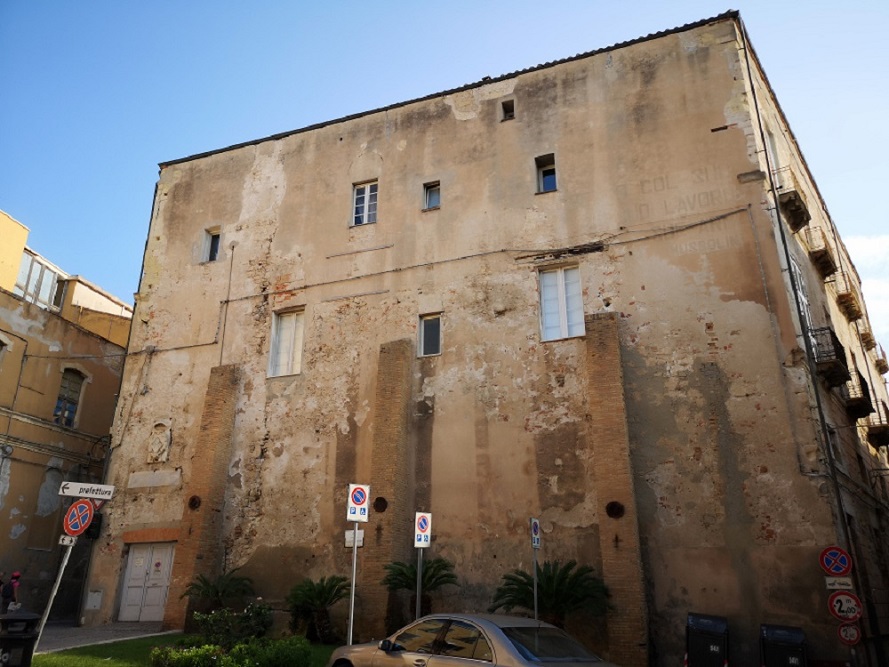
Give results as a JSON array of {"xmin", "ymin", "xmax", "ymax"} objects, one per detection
[{"xmin": 327, "ymin": 614, "xmax": 619, "ymax": 667}]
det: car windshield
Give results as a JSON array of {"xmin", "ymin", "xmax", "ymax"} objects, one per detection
[{"xmin": 501, "ymin": 626, "xmax": 602, "ymax": 662}]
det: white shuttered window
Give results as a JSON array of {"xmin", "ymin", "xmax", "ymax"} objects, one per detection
[
  {"xmin": 269, "ymin": 311, "xmax": 305, "ymax": 377},
  {"xmin": 539, "ymin": 267, "xmax": 584, "ymax": 341}
]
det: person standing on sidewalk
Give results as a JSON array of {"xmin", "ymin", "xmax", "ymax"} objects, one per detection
[{"xmin": 1, "ymin": 571, "xmax": 20, "ymax": 612}]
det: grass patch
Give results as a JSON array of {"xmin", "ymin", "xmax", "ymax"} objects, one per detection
[
  {"xmin": 32, "ymin": 634, "xmax": 336, "ymax": 667},
  {"xmin": 307, "ymin": 642, "xmax": 337, "ymax": 667},
  {"xmin": 33, "ymin": 634, "xmax": 188, "ymax": 667}
]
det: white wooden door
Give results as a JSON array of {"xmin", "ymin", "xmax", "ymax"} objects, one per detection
[{"xmin": 118, "ymin": 543, "xmax": 175, "ymax": 622}]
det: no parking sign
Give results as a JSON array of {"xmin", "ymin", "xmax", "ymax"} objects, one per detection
[
  {"xmin": 415, "ymin": 512, "xmax": 432, "ymax": 548},
  {"xmin": 63, "ymin": 499, "xmax": 94, "ymax": 536},
  {"xmin": 530, "ymin": 517, "xmax": 541, "ymax": 549},
  {"xmin": 346, "ymin": 484, "xmax": 370, "ymax": 523}
]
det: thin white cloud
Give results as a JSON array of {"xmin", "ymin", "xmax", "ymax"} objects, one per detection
[
  {"xmin": 845, "ymin": 235, "xmax": 889, "ymax": 273},
  {"xmin": 846, "ymin": 235, "xmax": 889, "ymax": 348}
]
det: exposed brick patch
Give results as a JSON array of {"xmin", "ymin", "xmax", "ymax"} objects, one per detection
[
  {"xmin": 163, "ymin": 364, "xmax": 241, "ymax": 629},
  {"xmin": 584, "ymin": 313, "xmax": 649, "ymax": 666},
  {"xmin": 122, "ymin": 528, "xmax": 179, "ymax": 543},
  {"xmin": 359, "ymin": 339, "xmax": 415, "ymax": 640}
]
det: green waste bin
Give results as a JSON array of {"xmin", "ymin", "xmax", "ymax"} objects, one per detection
[{"xmin": 0, "ymin": 612, "xmax": 41, "ymax": 667}]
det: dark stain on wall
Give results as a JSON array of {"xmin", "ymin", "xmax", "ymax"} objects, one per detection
[
  {"xmin": 413, "ymin": 394, "xmax": 434, "ymax": 511},
  {"xmin": 692, "ymin": 360, "xmax": 758, "ymax": 616},
  {"xmin": 535, "ymin": 422, "xmax": 585, "ymax": 509},
  {"xmin": 332, "ymin": 412, "xmax": 359, "ymax": 573}
]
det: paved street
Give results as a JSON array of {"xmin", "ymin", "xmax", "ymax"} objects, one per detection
[{"xmin": 35, "ymin": 621, "xmax": 175, "ymax": 653}]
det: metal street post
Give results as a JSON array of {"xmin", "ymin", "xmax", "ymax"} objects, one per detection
[
  {"xmin": 414, "ymin": 512, "xmax": 432, "ymax": 619},
  {"xmin": 346, "ymin": 484, "xmax": 370, "ymax": 645},
  {"xmin": 34, "ymin": 537, "xmax": 75, "ymax": 651},
  {"xmin": 530, "ymin": 518, "xmax": 541, "ymax": 621}
]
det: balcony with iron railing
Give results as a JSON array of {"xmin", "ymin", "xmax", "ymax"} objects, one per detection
[
  {"xmin": 859, "ymin": 323, "xmax": 876, "ymax": 351},
  {"xmin": 876, "ymin": 346, "xmax": 888, "ymax": 375},
  {"xmin": 867, "ymin": 399, "xmax": 889, "ymax": 448},
  {"xmin": 811, "ymin": 326, "xmax": 851, "ymax": 387},
  {"xmin": 840, "ymin": 370, "xmax": 874, "ymax": 420},
  {"xmin": 829, "ymin": 270, "xmax": 864, "ymax": 321},
  {"xmin": 804, "ymin": 224, "xmax": 838, "ymax": 279},
  {"xmin": 777, "ymin": 170, "xmax": 812, "ymax": 233}
]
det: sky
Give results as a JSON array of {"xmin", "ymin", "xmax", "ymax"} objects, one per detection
[{"xmin": 1, "ymin": 1, "xmax": 887, "ymax": 348}]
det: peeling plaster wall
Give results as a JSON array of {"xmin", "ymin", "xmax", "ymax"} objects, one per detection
[
  {"xmin": 86, "ymin": 16, "xmax": 889, "ymax": 665},
  {"xmin": 0, "ymin": 288, "xmax": 124, "ymax": 616}
]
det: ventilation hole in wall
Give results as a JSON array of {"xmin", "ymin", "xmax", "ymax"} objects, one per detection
[
  {"xmin": 605, "ymin": 501, "xmax": 625, "ymax": 519},
  {"xmin": 373, "ymin": 497, "xmax": 388, "ymax": 512},
  {"xmin": 188, "ymin": 495, "xmax": 202, "ymax": 510}
]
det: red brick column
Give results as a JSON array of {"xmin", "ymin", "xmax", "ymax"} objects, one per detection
[
  {"xmin": 359, "ymin": 339, "xmax": 414, "ymax": 640},
  {"xmin": 164, "ymin": 364, "xmax": 240, "ymax": 629},
  {"xmin": 584, "ymin": 313, "xmax": 648, "ymax": 665}
]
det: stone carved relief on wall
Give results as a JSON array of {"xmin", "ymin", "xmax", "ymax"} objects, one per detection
[{"xmin": 147, "ymin": 420, "xmax": 172, "ymax": 463}]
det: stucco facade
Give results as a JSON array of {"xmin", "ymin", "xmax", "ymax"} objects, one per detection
[
  {"xmin": 0, "ymin": 287, "xmax": 125, "ymax": 616},
  {"xmin": 0, "ymin": 217, "xmax": 131, "ymax": 618},
  {"xmin": 85, "ymin": 13, "xmax": 889, "ymax": 665}
]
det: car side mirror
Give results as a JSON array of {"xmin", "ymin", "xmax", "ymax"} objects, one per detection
[{"xmin": 379, "ymin": 640, "xmax": 394, "ymax": 652}]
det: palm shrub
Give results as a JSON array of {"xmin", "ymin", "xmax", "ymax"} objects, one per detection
[
  {"xmin": 381, "ymin": 557, "xmax": 459, "ymax": 616},
  {"xmin": 488, "ymin": 560, "xmax": 609, "ymax": 628},
  {"xmin": 181, "ymin": 568, "xmax": 255, "ymax": 610},
  {"xmin": 287, "ymin": 575, "xmax": 350, "ymax": 643}
]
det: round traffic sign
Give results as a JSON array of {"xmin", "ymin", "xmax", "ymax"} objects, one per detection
[
  {"xmin": 838, "ymin": 623, "xmax": 861, "ymax": 646},
  {"xmin": 417, "ymin": 515, "xmax": 429, "ymax": 533},
  {"xmin": 351, "ymin": 487, "xmax": 367, "ymax": 505},
  {"xmin": 828, "ymin": 591, "xmax": 862, "ymax": 622},
  {"xmin": 820, "ymin": 546, "xmax": 853, "ymax": 576},
  {"xmin": 63, "ymin": 499, "xmax": 94, "ymax": 537}
]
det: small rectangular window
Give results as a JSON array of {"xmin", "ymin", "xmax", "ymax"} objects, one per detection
[
  {"xmin": 353, "ymin": 181, "xmax": 378, "ymax": 226},
  {"xmin": 424, "ymin": 182, "xmax": 440, "ymax": 210},
  {"xmin": 203, "ymin": 229, "xmax": 221, "ymax": 262},
  {"xmin": 419, "ymin": 314, "xmax": 442, "ymax": 357},
  {"xmin": 54, "ymin": 369, "xmax": 86, "ymax": 427},
  {"xmin": 536, "ymin": 154, "xmax": 557, "ymax": 193},
  {"xmin": 269, "ymin": 310, "xmax": 305, "ymax": 377},
  {"xmin": 501, "ymin": 99, "xmax": 515, "ymax": 121},
  {"xmin": 539, "ymin": 266, "xmax": 584, "ymax": 341}
]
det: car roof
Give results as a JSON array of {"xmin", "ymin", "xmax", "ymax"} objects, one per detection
[{"xmin": 419, "ymin": 613, "xmax": 558, "ymax": 630}]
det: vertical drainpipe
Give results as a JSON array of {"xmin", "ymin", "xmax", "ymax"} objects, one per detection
[{"xmin": 737, "ymin": 18, "xmax": 856, "ymax": 561}]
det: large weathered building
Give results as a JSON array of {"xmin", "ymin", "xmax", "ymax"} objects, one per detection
[
  {"xmin": 0, "ymin": 210, "xmax": 131, "ymax": 617},
  {"xmin": 84, "ymin": 13, "xmax": 889, "ymax": 665}
]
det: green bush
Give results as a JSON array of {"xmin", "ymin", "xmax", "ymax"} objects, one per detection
[
  {"xmin": 149, "ymin": 636, "xmax": 312, "ymax": 667},
  {"xmin": 192, "ymin": 603, "xmax": 272, "ymax": 649},
  {"xmin": 149, "ymin": 644, "xmax": 232, "ymax": 667},
  {"xmin": 228, "ymin": 636, "xmax": 312, "ymax": 667}
]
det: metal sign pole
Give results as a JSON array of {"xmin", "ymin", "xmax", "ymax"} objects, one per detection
[
  {"xmin": 348, "ymin": 521, "xmax": 358, "ymax": 645},
  {"xmin": 530, "ymin": 517, "xmax": 540, "ymax": 622},
  {"xmin": 415, "ymin": 548, "xmax": 424, "ymax": 620},
  {"xmin": 34, "ymin": 543, "xmax": 73, "ymax": 652},
  {"xmin": 533, "ymin": 547, "xmax": 538, "ymax": 622}
]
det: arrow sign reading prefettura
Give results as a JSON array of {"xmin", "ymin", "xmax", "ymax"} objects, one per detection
[{"xmin": 59, "ymin": 482, "xmax": 115, "ymax": 500}]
